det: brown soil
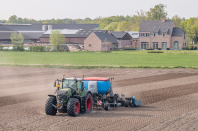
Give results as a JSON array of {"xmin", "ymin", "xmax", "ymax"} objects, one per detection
[{"xmin": 0, "ymin": 67, "xmax": 198, "ymax": 131}]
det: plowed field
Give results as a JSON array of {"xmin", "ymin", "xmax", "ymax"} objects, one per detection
[{"xmin": 1, "ymin": 67, "xmax": 198, "ymax": 131}]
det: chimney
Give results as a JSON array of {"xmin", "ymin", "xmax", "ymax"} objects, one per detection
[
  {"xmin": 107, "ymin": 30, "xmax": 112, "ymax": 34},
  {"xmin": 161, "ymin": 18, "xmax": 166, "ymax": 22}
]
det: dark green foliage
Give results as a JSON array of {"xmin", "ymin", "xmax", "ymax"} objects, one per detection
[
  {"xmin": 147, "ymin": 51, "xmax": 163, "ymax": 53},
  {"xmin": 124, "ymin": 48, "xmax": 136, "ymax": 50},
  {"xmin": 29, "ymin": 46, "xmax": 33, "ymax": 51},
  {"xmin": 46, "ymin": 46, "xmax": 51, "ymax": 52},
  {"xmin": 33, "ymin": 46, "xmax": 39, "ymax": 52},
  {"xmin": 100, "ymin": 51, "xmax": 112, "ymax": 53},
  {"xmin": 167, "ymin": 48, "xmax": 170, "ymax": 50},
  {"xmin": 183, "ymin": 46, "xmax": 197, "ymax": 50},
  {"xmin": 146, "ymin": 48, "xmax": 154, "ymax": 50},
  {"xmin": 33, "ymin": 46, "xmax": 45, "ymax": 52},
  {"xmin": 0, "ymin": 46, "xmax": 4, "ymax": 51},
  {"xmin": 158, "ymin": 48, "xmax": 161, "ymax": 50},
  {"xmin": 13, "ymin": 46, "xmax": 24, "ymax": 51}
]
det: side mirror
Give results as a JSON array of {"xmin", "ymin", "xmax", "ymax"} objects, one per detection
[{"xmin": 54, "ymin": 81, "xmax": 56, "ymax": 87}]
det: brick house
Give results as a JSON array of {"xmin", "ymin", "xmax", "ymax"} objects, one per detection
[
  {"xmin": 128, "ymin": 31, "xmax": 139, "ymax": 48},
  {"xmin": 138, "ymin": 19, "xmax": 187, "ymax": 50},
  {"xmin": 111, "ymin": 32, "xmax": 132, "ymax": 48},
  {"xmin": 84, "ymin": 32, "xmax": 118, "ymax": 51}
]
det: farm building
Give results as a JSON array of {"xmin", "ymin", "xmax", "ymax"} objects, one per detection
[
  {"xmin": 39, "ymin": 29, "xmax": 107, "ymax": 44},
  {"xmin": 0, "ymin": 23, "xmax": 98, "ymax": 44},
  {"xmin": 111, "ymin": 32, "xmax": 132, "ymax": 48},
  {"xmin": 139, "ymin": 18, "xmax": 187, "ymax": 50},
  {"xmin": 84, "ymin": 32, "xmax": 118, "ymax": 51}
]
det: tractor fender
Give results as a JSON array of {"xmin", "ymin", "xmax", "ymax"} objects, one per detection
[
  {"xmin": 48, "ymin": 95, "xmax": 56, "ymax": 98},
  {"xmin": 82, "ymin": 90, "xmax": 92, "ymax": 97}
]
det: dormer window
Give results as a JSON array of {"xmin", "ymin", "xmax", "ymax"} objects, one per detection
[
  {"xmin": 154, "ymin": 33, "xmax": 157, "ymax": 37},
  {"xmin": 163, "ymin": 33, "xmax": 166, "ymax": 37}
]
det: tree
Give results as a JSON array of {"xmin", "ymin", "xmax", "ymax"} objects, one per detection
[
  {"xmin": 7, "ymin": 15, "xmax": 17, "ymax": 23},
  {"xmin": 10, "ymin": 32, "xmax": 24, "ymax": 46},
  {"xmin": 191, "ymin": 19, "xmax": 198, "ymax": 44},
  {"xmin": 99, "ymin": 18, "xmax": 113, "ymax": 29},
  {"xmin": 172, "ymin": 15, "xmax": 182, "ymax": 27},
  {"xmin": 146, "ymin": 4, "xmax": 167, "ymax": 20},
  {"xmin": 117, "ymin": 21, "xmax": 133, "ymax": 31},
  {"xmin": 183, "ymin": 18, "xmax": 197, "ymax": 44},
  {"xmin": 49, "ymin": 30, "xmax": 65, "ymax": 51},
  {"xmin": 104, "ymin": 22, "xmax": 119, "ymax": 31}
]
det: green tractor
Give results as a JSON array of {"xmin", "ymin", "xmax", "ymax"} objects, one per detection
[{"xmin": 45, "ymin": 76, "xmax": 92, "ymax": 117}]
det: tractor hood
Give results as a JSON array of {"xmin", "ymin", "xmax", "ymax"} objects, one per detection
[{"xmin": 57, "ymin": 88, "xmax": 70, "ymax": 95}]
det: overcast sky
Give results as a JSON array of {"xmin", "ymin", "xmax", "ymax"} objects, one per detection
[{"xmin": 0, "ymin": 0, "xmax": 197, "ymax": 20}]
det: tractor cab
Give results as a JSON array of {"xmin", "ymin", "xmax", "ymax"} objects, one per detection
[{"xmin": 61, "ymin": 78, "xmax": 84, "ymax": 95}]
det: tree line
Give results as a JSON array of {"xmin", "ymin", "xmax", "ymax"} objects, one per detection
[{"xmin": 0, "ymin": 4, "xmax": 198, "ymax": 44}]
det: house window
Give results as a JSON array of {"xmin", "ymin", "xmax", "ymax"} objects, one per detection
[
  {"xmin": 153, "ymin": 42, "xmax": 158, "ymax": 49},
  {"xmin": 89, "ymin": 44, "xmax": 91, "ymax": 46},
  {"xmin": 154, "ymin": 33, "xmax": 157, "ymax": 37},
  {"xmin": 140, "ymin": 33, "xmax": 149, "ymax": 37},
  {"xmin": 163, "ymin": 33, "xmax": 166, "ymax": 37},
  {"xmin": 140, "ymin": 33, "xmax": 144, "ymax": 37},
  {"xmin": 185, "ymin": 43, "xmax": 186, "ymax": 46},
  {"xmin": 161, "ymin": 42, "xmax": 167, "ymax": 50},
  {"xmin": 184, "ymin": 34, "xmax": 185, "ymax": 39},
  {"xmin": 141, "ymin": 42, "xmax": 147, "ymax": 49}
]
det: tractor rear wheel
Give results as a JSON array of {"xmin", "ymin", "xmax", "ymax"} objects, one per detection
[
  {"xmin": 67, "ymin": 98, "xmax": 80, "ymax": 117},
  {"xmin": 83, "ymin": 93, "xmax": 93, "ymax": 113},
  {"xmin": 125, "ymin": 100, "xmax": 130, "ymax": 107},
  {"xmin": 45, "ymin": 97, "xmax": 57, "ymax": 115}
]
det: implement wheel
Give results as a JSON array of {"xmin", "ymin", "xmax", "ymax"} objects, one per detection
[
  {"xmin": 45, "ymin": 97, "xmax": 57, "ymax": 115},
  {"xmin": 67, "ymin": 98, "xmax": 80, "ymax": 117},
  {"xmin": 125, "ymin": 100, "xmax": 130, "ymax": 107},
  {"xmin": 104, "ymin": 101, "xmax": 110, "ymax": 111}
]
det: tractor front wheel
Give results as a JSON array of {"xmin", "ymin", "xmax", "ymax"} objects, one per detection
[
  {"xmin": 45, "ymin": 97, "xmax": 57, "ymax": 115},
  {"xmin": 67, "ymin": 98, "xmax": 80, "ymax": 117}
]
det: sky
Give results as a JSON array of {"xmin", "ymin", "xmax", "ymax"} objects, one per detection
[{"xmin": 0, "ymin": 0, "xmax": 197, "ymax": 20}]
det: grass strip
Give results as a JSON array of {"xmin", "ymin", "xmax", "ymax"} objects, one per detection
[{"xmin": 0, "ymin": 64, "xmax": 198, "ymax": 69}]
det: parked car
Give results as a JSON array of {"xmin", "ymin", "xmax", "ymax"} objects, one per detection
[{"xmin": 3, "ymin": 47, "xmax": 13, "ymax": 50}]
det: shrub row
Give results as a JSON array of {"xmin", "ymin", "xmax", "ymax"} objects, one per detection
[
  {"xmin": 124, "ymin": 48, "xmax": 136, "ymax": 50},
  {"xmin": 182, "ymin": 46, "xmax": 197, "ymax": 50},
  {"xmin": 147, "ymin": 51, "xmax": 164, "ymax": 53},
  {"xmin": 29, "ymin": 46, "xmax": 46, "ymax": 52},
  {"xmin": 0, "ymin": 46, "xmax": 52, "ymax": 52},
  {"xmin": 146, "ymin": 48, "xmax": 170, "ymax": 50}
]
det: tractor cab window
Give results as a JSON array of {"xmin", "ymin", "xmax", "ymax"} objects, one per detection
[
  {"xmin": 76, "ymin": 81, "xmax": 82, "ymax": 90},
  {"xmin": 62, "ymin": 80, "xmax": 76, "ymax": 90}
]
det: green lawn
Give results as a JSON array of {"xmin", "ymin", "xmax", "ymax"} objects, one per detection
[{"xmin": 0, "ymin": 50, "xmax": 198, "ymax": 67}]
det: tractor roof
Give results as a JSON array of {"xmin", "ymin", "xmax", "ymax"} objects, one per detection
[{"xmin": 65, "ymin": 77, "xmax": 83, "ymax": 81}]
